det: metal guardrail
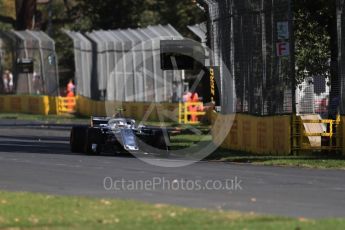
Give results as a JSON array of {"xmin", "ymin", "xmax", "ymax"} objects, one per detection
[
  {"xmin": 293, "ymin": 116, "xmax": 342, "ymax": 151},
  {"xmin": 58, "ymin": 97, "xmax": 76, "ymax": 114},
  {"xmin": 178, "ymin": 102, "xmax": 206, "ymax": 125}
]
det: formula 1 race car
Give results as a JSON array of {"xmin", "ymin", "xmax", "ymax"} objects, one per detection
[{"xmin": 70, "ymin": 116, "xmax": 170, "ymax": 156}]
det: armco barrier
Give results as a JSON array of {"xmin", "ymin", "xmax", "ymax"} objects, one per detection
[
  {"xmin": 0, "ymin": 95, "xmax": 52, "ymax": 115},
  {"xmin": 75, "ymin": 96, "xmax": 179, "ymax": 122},
  {"xmin": 210, "ymin": 112, "xmax": 291, "ymax": 155},
  {"xmin": 0, "ymin": 95, "xmax": 294, "ymax": 155},
  {"xmin": 0, "ymin": 95, "xmax": 170, "ymax": 118}
]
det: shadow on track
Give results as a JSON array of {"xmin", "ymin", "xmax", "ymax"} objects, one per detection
[
  {"xmin": 0, "ymin": 135, "xmax": 69, "ymax": 142},
  {"xmin": 0, "ymin": 133, "xmax": 136, "ymax": 159},
  {"xmin": 0, "ymin": 124, "xmax": 74, "ymax": 131}
]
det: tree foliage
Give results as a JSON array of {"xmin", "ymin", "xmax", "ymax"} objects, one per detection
[
  {"xmin": 0, "ymin": 0, "xmax": 338, "ymax": 90},
  {"xmin": 70, "ymin": 0, "xmax": 205, "ymax": 34},
  {"xmin": 294, "ymin": 0, "xmax": 336, "ymax": 83},
  {"xmin": 0, "ymin": 0, "xmax": 204, "ymax": 83},
  {"xmin": 0, "ymin": 0, "xmax": 15, "ymax": 29}
]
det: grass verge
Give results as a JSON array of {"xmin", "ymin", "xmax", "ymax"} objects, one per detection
[
  {"xmin": 170, "ymin": 134, "xmax": 212, "ymax": 150},
  {"xmin": 209, "ymin": 149, "xmax": 345, "ymax": 170},
  {"xmin": 0, "ymin": 191, "xmax": 345, "ymax": 229},
  {"xmin": 169, "ymin": 134, "xmax": 345, "ymax": 170}
]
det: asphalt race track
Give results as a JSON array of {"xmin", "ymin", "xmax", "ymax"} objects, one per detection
[{"xmin": 0, "ymin": 120, "xmax": 345, "ymax": 218}]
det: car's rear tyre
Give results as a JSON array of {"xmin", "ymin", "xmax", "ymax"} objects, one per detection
[
  {"xmin": 84, "ymin": 128, "xmax": 102, "ymax": 155},
  {"xmin": 70, "ymin": 126, "xmax": 88, "ymax": 153}
]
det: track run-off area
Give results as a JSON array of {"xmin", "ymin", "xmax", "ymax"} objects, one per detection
[{"xmin": 0, "ymin": 120, "xmax": 344, "ymax": 218}]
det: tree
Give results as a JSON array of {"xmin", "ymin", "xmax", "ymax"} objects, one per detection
[
  {"xmin": 294, "ymin": 0, "xmax": 339, "ymax": 116},
  {"xmin": 140, "ymin": 0, "xmax": 205, "ymax": 35},
  {"xmin": 0, "ymin": 0, "xmax": 205, "ymax": 87},
  {"xmin": 70, "ymin": 0, "xmax": 204, "ymax": 34},
  {"xmin": 294, "ymin": 0, "xmax": 334, "ymax": 83},
  {"xmin": 70, "ymin": 0, "xmax": 145, "ymax": 31},
  {"xmin": 0, "ymin": 0, "xmax": 15, "ymax": 29},
  {"xmin": 15, "ymin": 0, "xmax": 36, "ymax": 30}
]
